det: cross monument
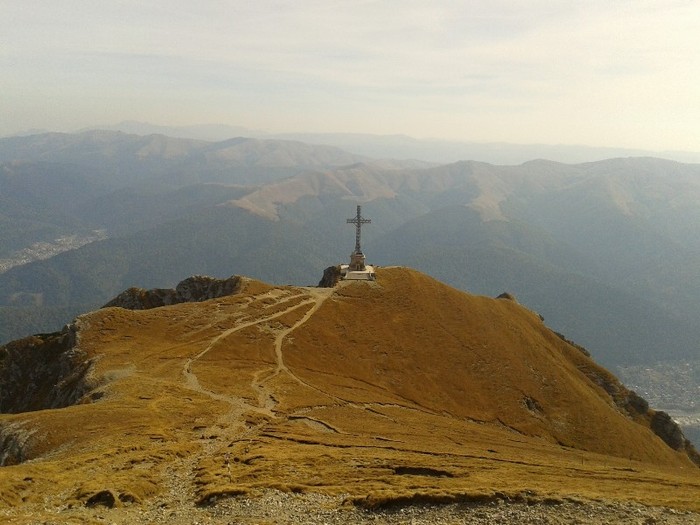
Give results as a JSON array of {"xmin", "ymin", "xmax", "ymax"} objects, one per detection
[
  {"xmin": 346, "ymin": 205, "xmax": 371, "ymax": 271},
  {"xmin": 347, "ymin": 205, "xmax": 371, "ymax": 254}
]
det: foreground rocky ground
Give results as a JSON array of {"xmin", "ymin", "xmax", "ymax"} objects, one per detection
[{"xmin": 2, "ymin": 491, "xmax": 700, "ymax": 525}]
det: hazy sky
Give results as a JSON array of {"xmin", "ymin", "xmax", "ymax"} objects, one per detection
[{"xmin": 2, "ymin": 1, "xmax": 699, "ymax": 150}]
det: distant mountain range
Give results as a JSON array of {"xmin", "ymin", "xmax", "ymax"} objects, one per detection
[
  {"xmin": 69, "ymin": 121, "xmax": 700, "ymax": 164},
  {"xmin": 0, "ymin": 129, "xmax": 376, "ymax": 188},
  {"xmin": 1, "ymin": 130, "xmax": 699, "ymax": 380}
]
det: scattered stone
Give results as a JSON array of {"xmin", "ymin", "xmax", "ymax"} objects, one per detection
[{"xmin": 4, "ymin": 490, "xmax": 699, "ymax": 524}]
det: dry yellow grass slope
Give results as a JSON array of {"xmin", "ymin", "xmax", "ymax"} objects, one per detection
[{"xmin": 1, "ymin": 267, "xmax": 699, "ymax": 516}]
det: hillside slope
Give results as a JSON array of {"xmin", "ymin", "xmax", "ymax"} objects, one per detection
[
  {"xmin": 368, "ymin": 205, "xmax": 700, "ymax": 366},
  {"xmin": 1, "ymin": 268, "xmax": 698, "ymax": 523}
]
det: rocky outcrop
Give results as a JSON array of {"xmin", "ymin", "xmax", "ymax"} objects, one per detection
[
  {"xmin": 651, "ymin": 411, "xmax": 687, "ymax": 450},
  {"xmin": 0, "ymin": 321, "xmax": 97, "ymax": 466},
  {"xmin": 0, "ymin": 321, "xmax": 95, "ymax": 414},
  {"xmin": 650, "ymin": 410, "xmax": 700, "ymax": 465},
  {"xmin": 103, "ymin": 275, "xmax": 243, "ymax": 310},
  {"xmin": 318, "ymin": 266, "xmax": 341, "ymax": 288},
  {"xmin": 574, "ymin": 358, "xmax": 700, "ymax": 465},
  {"xmin": 0, "ymin": 421, "xmax": 36, "ymax": 466}
]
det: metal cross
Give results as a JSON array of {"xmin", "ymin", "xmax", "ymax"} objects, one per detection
[{"xmin": 346, "ymin": 205, "xmax": 371, "ymax": 254}]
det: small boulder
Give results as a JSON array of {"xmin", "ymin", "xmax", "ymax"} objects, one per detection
[{"xmin": 85, "ymin": 489, "xmax": 117, "ymax": 508}]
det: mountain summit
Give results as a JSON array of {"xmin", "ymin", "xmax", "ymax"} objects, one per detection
[{"xmin": 1, "ymin": 268, "xmax": 699, "ymax": 521}]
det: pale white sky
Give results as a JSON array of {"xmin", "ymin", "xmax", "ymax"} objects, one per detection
[{"xmin": 1, "ymin": 0, "xmax": 699, "ymax": 150}]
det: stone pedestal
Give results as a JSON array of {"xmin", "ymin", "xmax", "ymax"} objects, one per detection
[{"xmin": 349, "ymin": 251, "xmax": 366, "ymax": 271}]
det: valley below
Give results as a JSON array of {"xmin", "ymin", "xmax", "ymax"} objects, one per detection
[
  {"xmin": 0, "ymin": 230, "xmax": 107, "ymax": 275},
  {"xmin": 617, "ymin": 360, "xmax": 700, "ymax": 446}
]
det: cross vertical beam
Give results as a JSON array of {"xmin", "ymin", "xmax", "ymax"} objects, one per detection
[{"xmin": 347, "ymin": 205, "xmax": 371, "ymax": 254}]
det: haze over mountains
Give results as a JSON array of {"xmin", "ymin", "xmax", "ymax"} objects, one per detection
[
  {"xmin": 60, "ymin": 121, "xmax": 700, "ymax": 165},
  {"xmin": 1, "ymin": 128, "xmax": 699, "ymax": 443}
]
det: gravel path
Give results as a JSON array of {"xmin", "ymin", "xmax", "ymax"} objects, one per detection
[{"xmin": 3, "ymin": 491, "xmax": 700, "ymax": 525}]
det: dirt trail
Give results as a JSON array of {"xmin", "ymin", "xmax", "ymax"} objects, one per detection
[
  {"xmin": 252, "ymin": 286, "xmax": 336, "ymax": 408},
  {"xmin": 181, "ymin": 290, "xmax": 308, "ymax": 403},
  {"xmin": 169, "ymin": 286, "xmax": 336, "ymax": 500},
  {"xmin": 172, "ymin": 283, "xmax": 435, "ymax": 504},
  {"xmin": 275, "ymin": 289, "xmax": 331, "ymax": 375}
]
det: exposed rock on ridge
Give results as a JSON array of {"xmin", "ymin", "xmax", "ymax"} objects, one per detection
[
  {"xmin": 318, "ymin": 265, "xmax": 341, "ymax": 288},
  {"xmin": 0, "ymin": 320, "xmax": 97, "ymax": 465},
  {"xmin": 0, "ymin": 321, "xmax": 94, "ymax": 414},
  {"xmin": 651, "ymin": 411, "xmax": 694, "ymax": 454},
  {"xmin": 0, "ymin": 421, "xmax": 37, "ymax": 466},
  {"xmin": 573, "ymin": 358, "xmax": 700, "ymax": 465},
  {"xmin": 103, "ymin": 275, "xmax": 243, "ymax": 310}
]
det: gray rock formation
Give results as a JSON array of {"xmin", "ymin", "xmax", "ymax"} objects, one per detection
[
  {"xmin": 0, "ymin": 321, "xmax": 94, "ymax": 414},
  {"xmin": 102, "ymin": 275, "xmax": 242, "ymax": 310},
  {"xmin": 0, "ymin": 319, "xmax": 97, "ymax": 465},
  {"xmin": 575, "ymin": 358, "xmax": 700, "ymax": 465},
  {"xmin": 0, "ymin": 421, "xmax": 36, "ymax": 466},
  {"xmin": 651, "ymin": 410, "xmax": 687, "ymax": 450},
  {"xmin": 318, "ymin": 266, "xmax": 341, "ymax": 288}
]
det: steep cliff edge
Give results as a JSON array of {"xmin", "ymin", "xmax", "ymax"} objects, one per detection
[
  {"xmin": 0, "ymin": 319, "xmax": 98, "ymax": 466},
  {"xmin": 0, "ymin": 321, "xmax": 95, "ymax": 415}
]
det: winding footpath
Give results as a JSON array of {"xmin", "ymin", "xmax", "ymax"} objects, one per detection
[{"xmin": 167, "ymin": 286, "xmax": 335, "ymax": 503}]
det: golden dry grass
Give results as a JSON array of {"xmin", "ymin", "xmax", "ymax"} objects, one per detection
[{"xmin": 1, "ymin": 267, "xmax": 699, "ymax": 513}]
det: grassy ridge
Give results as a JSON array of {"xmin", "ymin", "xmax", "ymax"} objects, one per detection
[{"xmin": 2, "ymin": 268, "xmax": 698, "ymax": 512}]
